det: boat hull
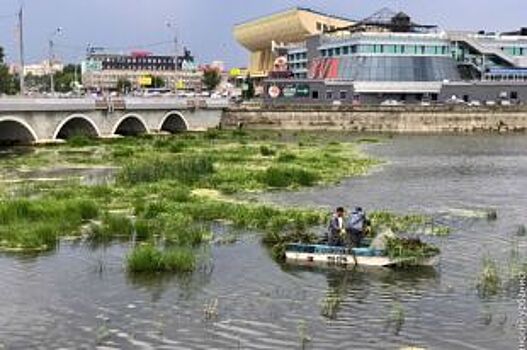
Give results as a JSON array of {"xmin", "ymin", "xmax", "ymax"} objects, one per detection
[{"xmin": 285, "ymin": 247, "xmax": 440, "ymax": 268}]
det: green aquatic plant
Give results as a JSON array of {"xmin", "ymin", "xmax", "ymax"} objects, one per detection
[
  {"xmin": 320, "ymin": 293, "xmax": 343, "ymax": 320},
  {"xmin": 297, "ymin": 320, "xmax": 311, "ymax": 349},
  {"xmin": 203, "ymin": 298, "xmax": 219, "ymax": 321},
  {"xmin": 0, "ymin": 197, "xmax": 99, "ymax": 250},
  {"xmin": 387, "ymin": 302, "xmax": 406, "ymax": 335},
  {"xmin": 101, "ymin": 214, "xmax": 134, "ymax": 239},
  {"xmin": 126, "ymin": 245, "xmax": 196, "ymax": 273},
  {"xmin": 385, "ymin": 237, "xmax": 440, "ymax": 265},
  {"xmin": 259, "ymin": 145, "xmax": 276, "ymax": 157},
  {"xmin": 370, "ymin": 211, "xmax": 450, "ymax": 236},
  {"xmin": 258, "ymin": 166, "xmax": 319, "ymax": 188},
  {"xmin": 119, "ymin": 155, "xmax": 214, "ymax": 185},
  {"xmin": 277, "ymin": 152, "xmax": 297, "ymax": 162},
  {"xmin": 476, "ymin": 256, "xmax": 501, "ymax": 298},
  {"xmin": 67, "ymin": 135, "xmax": 96, "ymax": 147}
]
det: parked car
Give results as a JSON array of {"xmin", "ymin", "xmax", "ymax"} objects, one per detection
[
  {"xmin": 468, "ymin": 100, "xmax": 481, "ymax": 107},
  {"xmin": 381, "ymin": 99, "xmax": 403, "ymax": 106}
]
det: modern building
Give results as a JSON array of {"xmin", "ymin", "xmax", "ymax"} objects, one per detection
[
  {"xmin": 81, "ymin": 49, "xmax": 202, "ymax": 92},
  {"xmin": 233, "ymin": 7, "xmax": 355, "ymax": 78},
  {"xmin": 10, "ymin": 60, "xmax": 64, "ymax": 77},
  {"xmin": 253, "ymin": 8, "xmax": 527, "ymax": 104}
]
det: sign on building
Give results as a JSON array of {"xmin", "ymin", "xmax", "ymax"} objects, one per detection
[{"xmin": 138, "ymin": 76, "xmax": 152, "ymax": 86}]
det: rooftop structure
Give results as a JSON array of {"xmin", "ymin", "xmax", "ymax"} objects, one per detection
[{"xmin": 233, "ymin": 7, "xmax": 355, "ymax": 77}]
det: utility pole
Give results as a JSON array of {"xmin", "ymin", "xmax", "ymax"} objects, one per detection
[
  {"xmin": 49, "ymin": 39, "xmax": 55, "ymax": 94},
  {"xmin": 48, "ymin": 27, "xmax": 62, "ymax": 94},
  {"xmin": 18, "ymin": 6, "xmax": 25, "ymax": 95}
]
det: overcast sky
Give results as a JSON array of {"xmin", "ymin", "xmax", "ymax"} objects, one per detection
[{"xmin": 0, "ymin": 0, "xmax": 526, "ymax": 68}]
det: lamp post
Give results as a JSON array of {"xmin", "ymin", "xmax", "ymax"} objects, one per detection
[
  {"xmin": 48, "ymin": 27, "xmax": 63, "ymax": 94},
  {"xmin": 165, "ymin": 21, "xmax": 178, "ymax": 59}
]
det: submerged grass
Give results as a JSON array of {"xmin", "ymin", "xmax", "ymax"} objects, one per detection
[{"xmin": 476, "ymin": 256, "xmax": 502, "ymax": 298}]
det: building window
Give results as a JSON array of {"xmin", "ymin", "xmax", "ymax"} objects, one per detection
[
  {"xmin": 312, "ymin": 90, "xmax": 319, "ymax": 99},
  {"xmin": 340, "ymin": 90, "xmax": 347, "ymax": 100},
  {"xmin": 328, "ymin": 49, "xmax": 334, "ymax": 57},
  {"xmin": 343, "ymin": 46, "xmax": 349, "ymax": 55},
  {"xmin": 326, "ymin": 91, "xmax": 333, "ymax": 100},
  {"xmin": 335, "ymin": 47, "xmax": 341, "ymax": 56},
  {"xmin": 511, "ymin": 91, "xmax": 518, "ymax": 99},
  {"xmin": 316, "ymin": 22, "xmax": 322, "ymax": 31},
  {"xmin": 321, "ymin": 49, "xmax": 327, "ymax": 57}
]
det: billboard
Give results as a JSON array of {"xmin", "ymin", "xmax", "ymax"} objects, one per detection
[{"xmin": 138, "ymin": 76, "xmax": 152, "ymax": 86}]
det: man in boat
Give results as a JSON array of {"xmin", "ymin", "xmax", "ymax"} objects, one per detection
[
  {"xmin": 346, "ymin": 207, "xmax": 370, "ymax": 248},
  {"xmin": 327, "ymin": 207, "xmax": 346, "ymax": 246}
]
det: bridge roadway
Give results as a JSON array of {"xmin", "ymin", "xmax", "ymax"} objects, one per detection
[{"xmin": 0, "ymin": 97, "xmax": 228, "ymax": 144}]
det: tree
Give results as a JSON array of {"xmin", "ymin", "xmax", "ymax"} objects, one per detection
[
  {"xmin": 242, "ymin": 74, "xmax": 254, "ymax": 100},
  {"xmin": 202, "ymin": 66, "xmax": 221, "ymax": 91},
  {"xmin": 116, "ymin": 78, "xmax": 132, "ymax": 93},
  {"xmin": 149, "ymin": 75, "xmax": 165, "ymax": 88},
  {"xmin": 54, "ymin": 64, "xmax": 81, "ymax": 93},
  {"xmin": 0, "ymin": 47, "xmax": 19, "ymax": 95}
]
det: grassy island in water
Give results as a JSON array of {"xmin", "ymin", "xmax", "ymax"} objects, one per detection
[{"xmin": 0, "ymin": 131, "xmax": 447, "ymax": 272}]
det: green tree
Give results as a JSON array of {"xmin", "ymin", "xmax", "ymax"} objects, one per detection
[
  {"xmin": 0, "ymin": 47, "xmax": 19, "ymax": 95},
  {"xmin": 202, "ymin": 66, "xmax": 221, "ymax": 91},
  {"xmin": 53, "ymin": 64, "xmax": 81, "ymax": 93},
  {"xmin": 116, "ymin": 78, "xmax": 132, "ymax": 93},
  {"xmin": 242, "ymin": 74, "xmax": 254, "ymax": 100},
  {"xmin": 149, "ymin": 75, "xmax": 165, "ymax": 88}
]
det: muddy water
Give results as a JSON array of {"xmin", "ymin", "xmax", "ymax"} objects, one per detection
[{"xmin": 1, "ymin": 135, "xmax": 526, "ymax": 349}]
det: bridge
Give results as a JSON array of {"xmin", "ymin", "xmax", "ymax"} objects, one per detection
[{"xmin": 0, "ymin": 98, "xmax": 228, "ymax": 144}]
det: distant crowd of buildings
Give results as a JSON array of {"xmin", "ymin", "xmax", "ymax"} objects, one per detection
[{"xmin": 9, "ymin": 47, "xmax": 234, "ymax": 94}]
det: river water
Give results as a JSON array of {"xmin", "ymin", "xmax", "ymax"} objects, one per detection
[{"xmin": 1, "ymin": 135, "xmax": 526, "ymax": 349}]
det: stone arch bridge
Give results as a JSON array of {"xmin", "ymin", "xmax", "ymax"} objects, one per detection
[{"xmin": 0, "ymin": 98, "xmax": 228, "ymax": 144}]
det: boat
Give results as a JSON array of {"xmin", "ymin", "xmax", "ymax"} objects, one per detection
[{"xmin": 285, "ymin": 243, "xmax": 440, "ymax": 268}]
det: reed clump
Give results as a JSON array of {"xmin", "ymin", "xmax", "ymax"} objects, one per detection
[
  {"xmin": 476, "ymin": 256, "xmax": 501, "ymax": 298},
  {"xmin": 126, "ymin": 245, "xmax": 196, "ymax": 273},
  {"xmin": 0, "ymin": 198, "xmax": 99, "ymax": 250},
  {"xmin": 119, "ymin": 156, "xmax": 214, "ymax": 185},
  {"xmin": 258, "ymin": 166, "xmax": 319, "ymax": 188}
]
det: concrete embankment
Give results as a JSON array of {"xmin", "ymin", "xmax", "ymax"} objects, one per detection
[{"xmin": 221, "ymin": 105, "xmax": 527, "ymax": 133}]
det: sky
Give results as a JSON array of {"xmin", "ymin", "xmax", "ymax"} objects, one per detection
[{"xmin": 0, "ymin": 0, "xmax": 526, "ymax": 68}]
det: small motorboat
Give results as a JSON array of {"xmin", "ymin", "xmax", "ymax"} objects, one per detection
[{"xmin": 285, "ymin": 243, "xmax": 440, "ymax": 268}]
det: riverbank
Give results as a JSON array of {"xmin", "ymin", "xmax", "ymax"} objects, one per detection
[{"xmin": 222, "ymin": 105, "xmax": 527, "ymax": 133}]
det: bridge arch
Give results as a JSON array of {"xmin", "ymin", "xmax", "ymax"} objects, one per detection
[
  {"xmin": 159, "ymin": 111, "xmax": 189, "ymax": 133},
  {"xmin": 53, "ymin": 114, "xmax": 101, "ymax": 140},
  {"xmin": 112, "ymin": 114, "xmax": 149, "ymax": 136},
  {"xmin": 0, "ymin": 116, "xmax": 38, "ymax": 145}
]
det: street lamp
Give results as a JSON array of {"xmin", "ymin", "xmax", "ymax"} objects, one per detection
[
  {"xmin": 165, "ymin": 21, "xmax": 178, "ymax": 58},
  {"xmin": 48, "ymin": 27, "xmax": 63, "ymax": 95}
]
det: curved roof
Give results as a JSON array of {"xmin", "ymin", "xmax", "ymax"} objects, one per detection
[{"xmin": 234, "ymin": 8, "xmax": 354, "ymax": 51}]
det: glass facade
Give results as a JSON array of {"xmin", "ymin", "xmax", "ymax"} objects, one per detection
[
  {"xmin": 333, "ymin": 56, "xmax": 460, "ymax": 81},
  {"xmin": 320, "ymin": 44, "xmax": 450, "ymax": 57}
]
